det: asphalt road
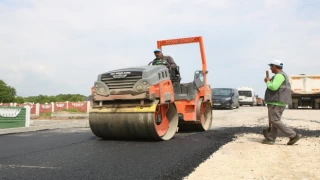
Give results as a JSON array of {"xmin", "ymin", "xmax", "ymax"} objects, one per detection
[
  {"xmin": 0, "ymin": 126, "xmax": 242, "ymax": 180},
  {"xmin": 1, "ymin": 107, "xmax": 319, "ymax": 180}
]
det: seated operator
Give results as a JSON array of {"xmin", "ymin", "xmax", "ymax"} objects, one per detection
[
  {"xmin": 151, "ymin": 49, "xmax": 177, "ymax": 70},
  {"xmin": 151, "ymin": 49, "xmax": 181, "ymax": 83}
]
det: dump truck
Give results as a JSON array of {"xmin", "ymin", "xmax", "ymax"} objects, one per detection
[
  {"xmin": 88, "ymin": 36, "xmax": 213, "ymax": 141},
  {"xmin": 289, "ymin": 74, "xmax": 320, "ymax": 109}
]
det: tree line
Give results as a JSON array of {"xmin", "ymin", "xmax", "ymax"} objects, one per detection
[{"xmin": 0, "ymin": 79, "xmax": 91, "ymax": 104}]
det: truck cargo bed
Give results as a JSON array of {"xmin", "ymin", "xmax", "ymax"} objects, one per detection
[{"xmin": 290, "ymin": 74, "xmax": 320, "ymax": 109}]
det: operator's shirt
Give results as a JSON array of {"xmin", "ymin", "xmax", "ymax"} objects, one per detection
[
  {"xmin": 264, "ymin": 73, "xmax": 286, "ymax": 106},
  {"xmin": 152, "ymin": 55, "xmax": 177, "ymax": 69}
]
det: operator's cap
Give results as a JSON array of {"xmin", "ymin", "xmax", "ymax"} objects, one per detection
[
  {"xmin": 268, "ymin": 59, "xmax": 283, "ymax": 67},
  {"xmin": 154, "ymin": 48, "xmax": 162, "ymax": 53}
]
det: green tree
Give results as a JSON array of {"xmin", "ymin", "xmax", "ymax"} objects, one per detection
[
  {"xmin": 0, "ymin": 80, "xmax": 17, "ymax": 103},
  {"xmin": 22, "ymin": 94, "xmax": 87, "ymax": 103},
  {"xmin": 15, "ymin": 96, "xmax": 25, "ymax": 103}
]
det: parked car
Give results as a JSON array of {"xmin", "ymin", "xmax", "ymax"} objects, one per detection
[
  {"xmin": 211, "ymin": 88, "xmax": 240, "ymax": 110},
  {"xmin": 237, "ymin": 87, "xmax": 256, "ymax": 106}
]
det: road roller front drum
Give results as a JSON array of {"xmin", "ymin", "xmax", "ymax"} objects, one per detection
[{"xmin": 88, "ymin": 101, "xmax": 179, "ymax": 141}]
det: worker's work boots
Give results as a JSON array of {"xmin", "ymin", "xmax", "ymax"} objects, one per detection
[
  {"xmin": 262, "ymin": 129, "xmax": 274, "ymax": 140},
  {"xmin": 262, "ymin": 128, "xmax": 275, "ymax": 145},
  {"xmin": 287, "ymin": 133, "xmax": 302, "ymax": 145}
]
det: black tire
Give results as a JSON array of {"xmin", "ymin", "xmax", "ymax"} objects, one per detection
[{"xmin": 229, "ymin": 103, "xmax": 234, "ymax": 110}]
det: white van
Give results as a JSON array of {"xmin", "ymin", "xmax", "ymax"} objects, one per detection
[{"xmin": 237, "ymin": 87, "xmax": 256, "ymax": 106}]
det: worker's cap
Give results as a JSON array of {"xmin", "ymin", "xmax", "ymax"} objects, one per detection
[
  {"xmin": 268, "ymin": 60, "xmax": 283, "ymax": 67},
  {"xmin": 154, "ymin": 49, "xmax": 162, "ymax": 53}
]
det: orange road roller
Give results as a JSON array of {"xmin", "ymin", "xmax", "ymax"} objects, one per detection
[{"xmin": 89, "ymin": 36, "xmax": 213, "ymax": 140}]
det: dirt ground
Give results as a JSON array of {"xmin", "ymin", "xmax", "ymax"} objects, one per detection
[
  {"xmin": 31, "ymin": 111, "xmax": 88, "ymax": 120},
  {"xmin": 184, "ymin": 106, "xmax": 320, "ymax": 180},
  {"xmin": 31, "ymin": 116, "xmax": 87, "ymax": 120}
]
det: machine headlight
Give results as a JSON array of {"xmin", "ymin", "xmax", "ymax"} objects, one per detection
[
  {"xmin": 136, "ymin": 85, "xmax": 144, "ymax": 92},
  {"xmin": 98, "ymin": 87, "xmax": 105, "ymax": 93},
  {"xmin": 134, "ymin": 80, "xmax": 150, "ymax": 92},
  {"xmin": 225, "ymin": 97, "xmax": 231, "ymax": 101},
  {"xmin": 94, "ymin": 81, "xmax": 109, "ymax": 96}
]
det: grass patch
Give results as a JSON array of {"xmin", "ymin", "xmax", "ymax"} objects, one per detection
[
  {"xmin": 66, "ymin": 108, "xmax": 79, "ymax": 112},
  {"xmin": 61, "ymin": 108, "xmax": 80, "ymax": 113},
  {"xmin": 40, "ymin": 112, "xmax": 52, "ymax": 117}
]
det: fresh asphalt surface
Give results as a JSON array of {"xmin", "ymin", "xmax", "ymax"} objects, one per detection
[
  {"xmin": 1, "ymin": 110, "xmax": 319, "ymax": 180},
  {"xmin": 0, "ymin": 127, "xmax": 236, "ymax": 180}
]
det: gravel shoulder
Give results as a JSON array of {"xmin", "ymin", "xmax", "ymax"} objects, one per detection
[
  {"xmin": 184, "ymin": 134, "xmax": 320, "ymax": 180},
  {"xmin": 185, "ymin": 106, "xmax": 320, "ymax": 180}
]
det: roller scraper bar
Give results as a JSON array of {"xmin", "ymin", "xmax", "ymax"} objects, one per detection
[{"xmin": 157, "ymin": 36, "xmax": 201, "ymax": 46}]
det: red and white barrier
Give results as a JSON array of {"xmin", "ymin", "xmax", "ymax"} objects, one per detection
[{"xmin": 0, "ymin": 101, "xmax": 91, "ymax": 115}]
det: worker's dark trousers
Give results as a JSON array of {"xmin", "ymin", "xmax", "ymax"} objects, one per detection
[{"xmin": 266, "ymin": 104, "xmax": 296, "ymax": 141}]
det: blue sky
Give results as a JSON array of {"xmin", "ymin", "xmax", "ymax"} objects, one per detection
[{"xmin": 1, "ymin": 0, "xmax": 320, "ymax": 97}]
